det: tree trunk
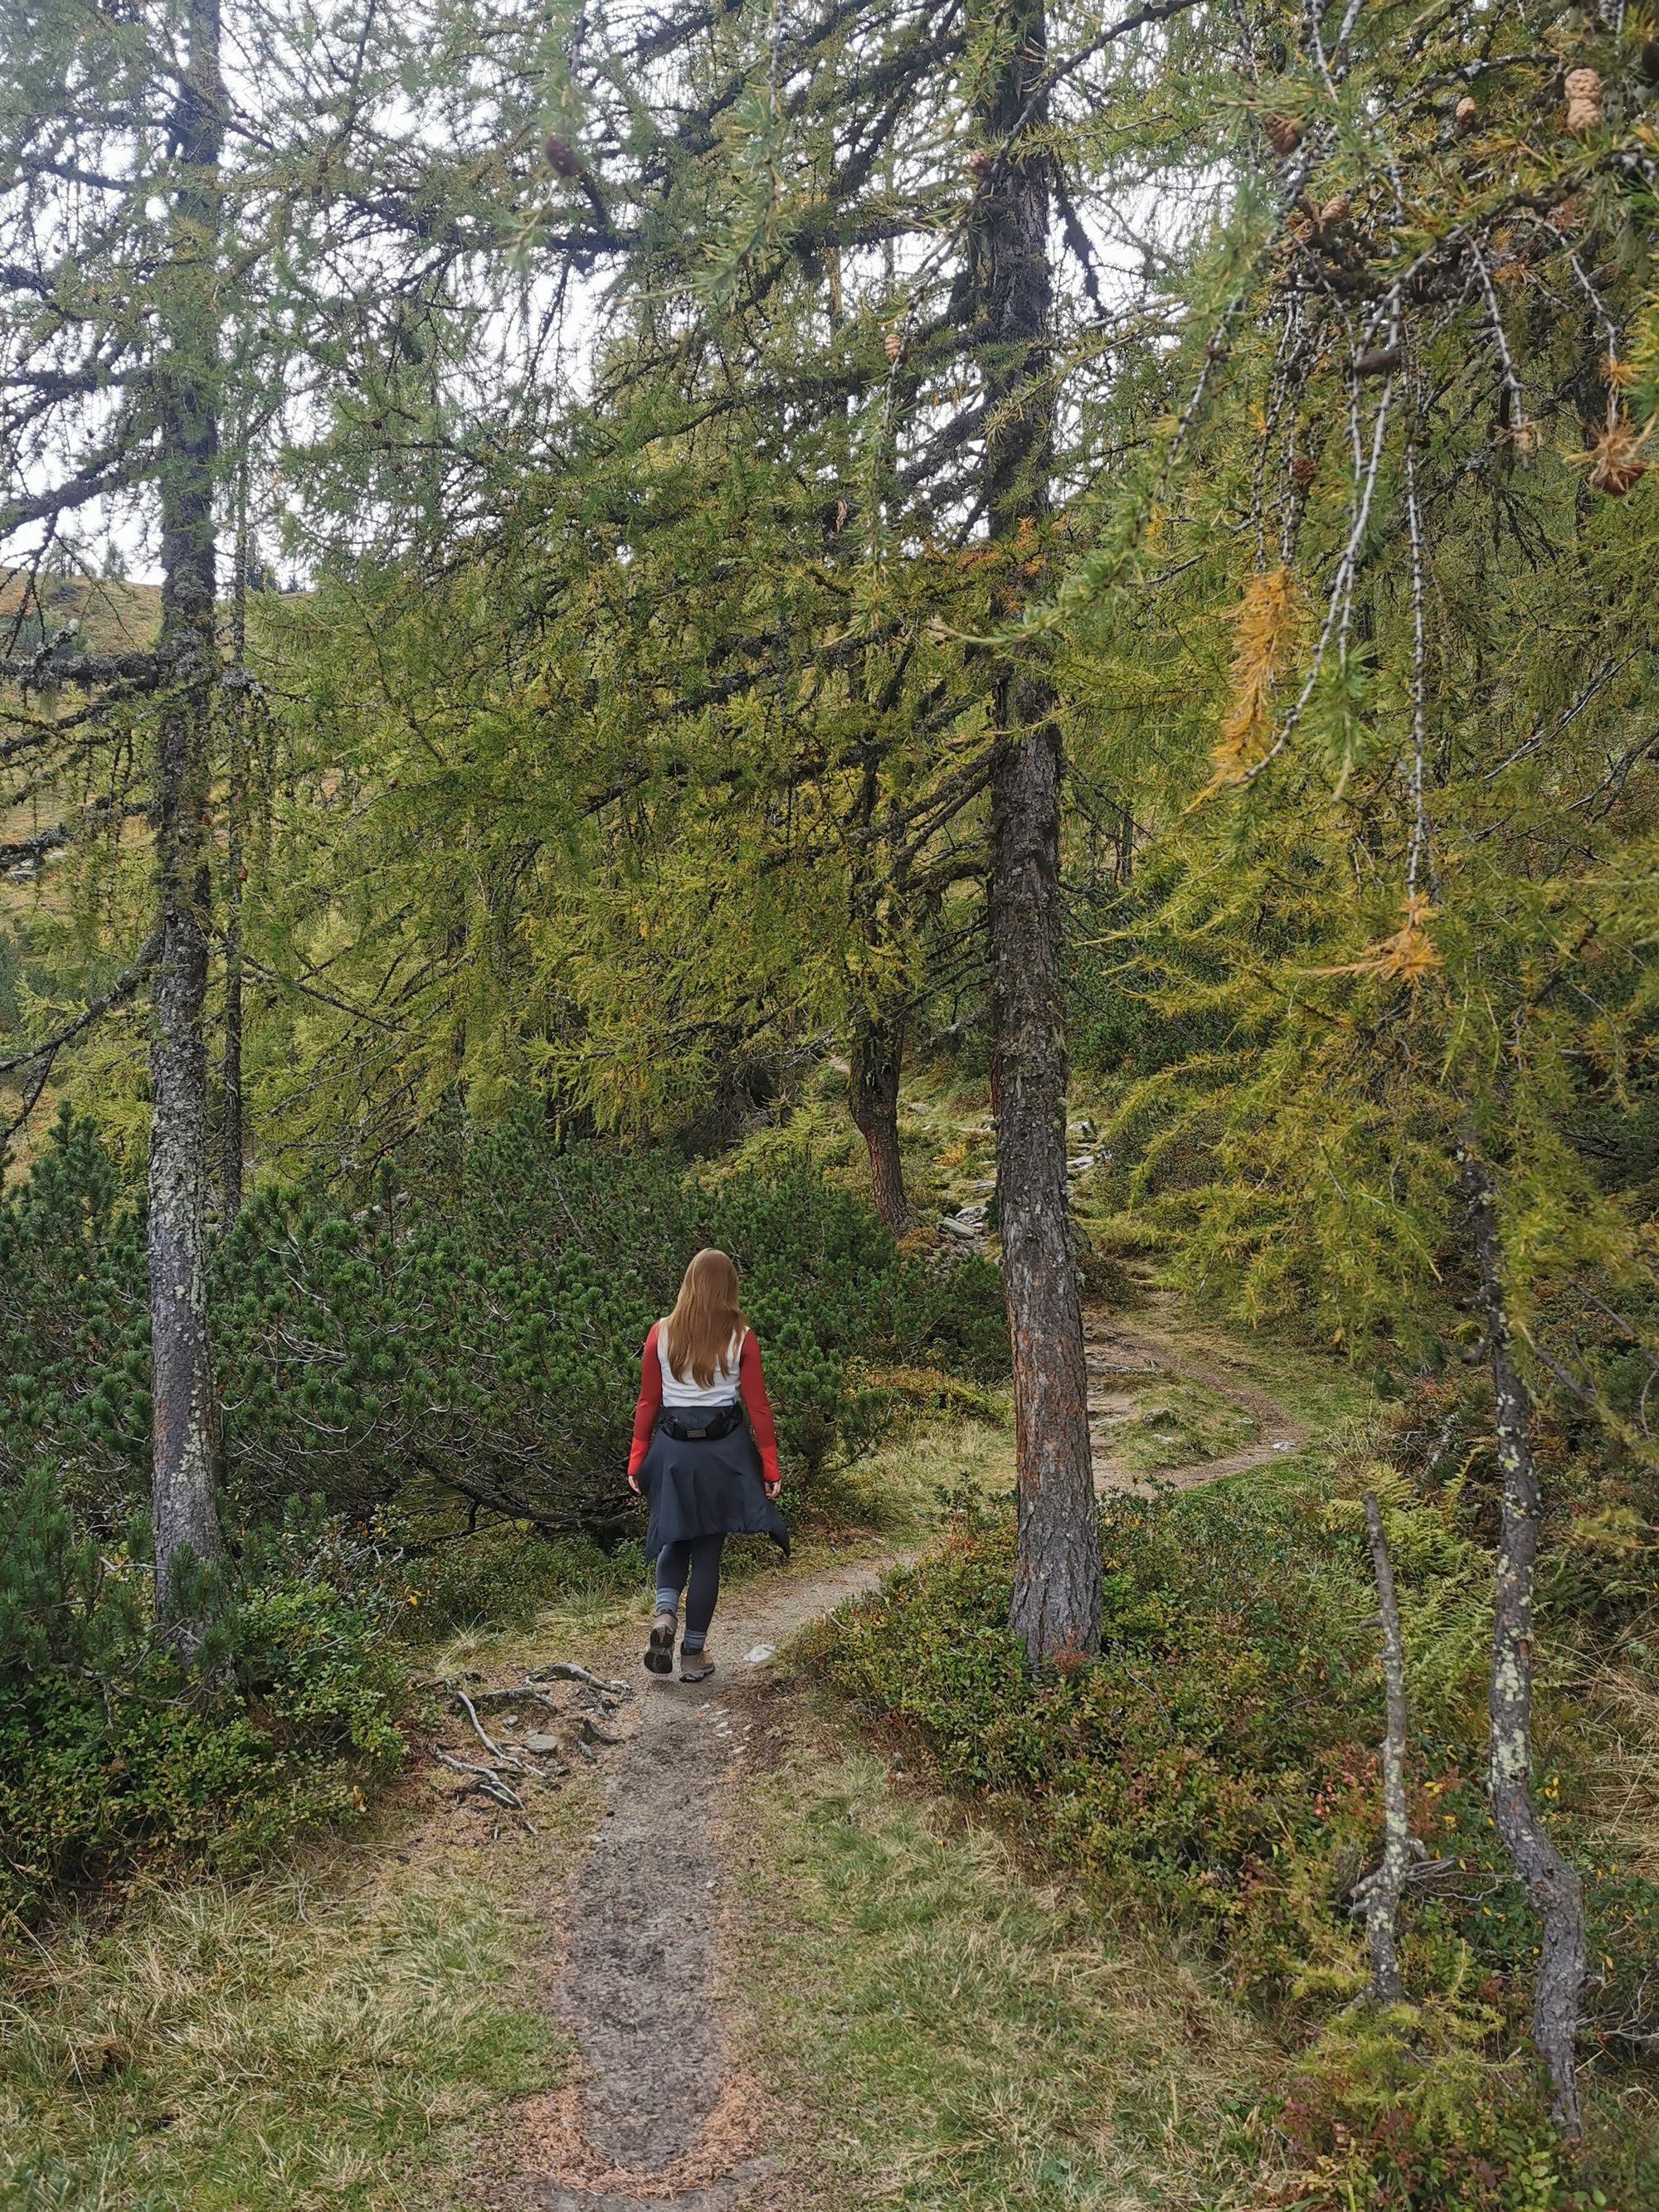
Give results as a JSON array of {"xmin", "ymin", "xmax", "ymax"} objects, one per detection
[
  {"xmin": 221, "ymin": 450, "xmax": 248, "ymax": 1225},
  {"xmin": 972, "ymin": 0, "xmax": 1099, "ymax": 1663},
  {"xmin": 1459, "ymin": 1131, "xmax": 1585, "ymax": 2132},
  {"xmin": 849, "ymin": 1011, "xmax": 911, "ymax": 1233},
  {"xmin": 1356, "ymin": 1491, "xmax": 1413, "ymax": 2002},
  {"xmin": 149, "ymin": 0, "xmax": 226, "ymax": 1631}
]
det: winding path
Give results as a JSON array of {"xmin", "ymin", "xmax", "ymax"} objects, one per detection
[
  {"xmin": 479, "ymin": 1314, "xmax": 1311, "ymax": 2210},
  {"xmin": 1085, "ymin": 1306, "xmax": 1306, "ymax": 1492}
]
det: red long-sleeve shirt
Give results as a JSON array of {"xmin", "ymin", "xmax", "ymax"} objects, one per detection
[{"xmin": 627, "ymin": 1323, "xmax": 781, "ymax": 1488}]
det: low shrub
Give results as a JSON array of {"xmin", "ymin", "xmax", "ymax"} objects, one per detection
[
  {"xmin": 396, "ymin": 1520, "xmax": 640, "ymax": 1636},
  {"xmin": 0, "ymin": 1472, "xmax": 406, "ymax": 1921},
  {"xmin": 2, "ymin": 1106, "xmax": 1010, "ymax": 1545},
  {"xmin": 820, "ymin": 1468, "xmax": 1659, "ymax": 2205}
]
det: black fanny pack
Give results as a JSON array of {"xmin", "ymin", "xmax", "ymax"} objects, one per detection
[{"xmin": 659, "ymin": 1403, "xmax": 743, "ymax": 1443}]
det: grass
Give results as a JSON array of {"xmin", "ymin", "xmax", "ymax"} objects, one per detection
[
  {"xmin": 0, "ymin": 1414, "xmax": 1026, "ymax": 2212},
  {"xmin": 0, "ymin": 1836, "xmax": 572, "ymax": 2211},
  {"xmin": 728, "ymin": 1731, "xmax": 1287, "ymax": 2210},
  {"xmin": 1102, "ymin": 1374, "xmax": 1259, "ymax": 1475}
]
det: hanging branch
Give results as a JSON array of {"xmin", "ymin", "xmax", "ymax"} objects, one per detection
[{"xmin": 0, "ymin": 933, "xmax": 159, "ymax": 1146}]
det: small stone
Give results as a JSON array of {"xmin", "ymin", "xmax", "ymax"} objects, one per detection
[
  {"xmin": 745, "ymin": 1644, "xmax": 776, "ymax": 1664},
  {"xmin": 524, "ymin": 1731, "xmax": 562, "ymax": 1753}
]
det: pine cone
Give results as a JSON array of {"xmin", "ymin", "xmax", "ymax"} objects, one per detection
[
  {"xmin": 883, "ymin": 330, "xmax": 903, "ymax": 363},
  {"xmin": 1291, "ymin": 455, "xmax": 1316, "ymax": 487},
  {"xmin": 1263, "ymin": 114, "xmax": 1302, "ymax": 155},
  {"xmin": 1453, "ymin": 94, "xmax": 1478, "ymax": 133},
  {"xmin": 543, "ymin": 132, "xmax": 585, "ymax": 178}
]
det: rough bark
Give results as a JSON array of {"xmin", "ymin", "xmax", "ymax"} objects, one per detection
[
  {"xmin": 971, "ymin": 0, "xmax": 1099, "ymax": 1663},
  {"xmin": 148, "ymin": 0, "xmax": 227, "ymax": 1631},
  {"xmin": 849, "ymin": 1012, "xmax": 911, "ymax": 1233},
  {"xmin": 221, "ymin": 459, "xmax": 248, "ymax": 1225},
  {"xmin": 1459, "ymin": 1132, "xmax": 1586, "ymax": 2132},
  {"xmin": 1355, "ymin": 1491, "xmax": 1413, "ymax": 2001}
]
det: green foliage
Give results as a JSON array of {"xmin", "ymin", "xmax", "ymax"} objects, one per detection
[
  {"xmin": 0, "ymin": 1472, "xmax": 403, "ymax": 1921},
  {"xmin": 1, "ymin": 1107, "xmax": 1007, "ymax": 1545},
  {"xmin": 399, "ymin": 1523, "xmax": 640, "ymax": 1637},
  {"xmin": 0, "ymin": 1105, "xmax": 151, "ymax": 1525},
  {"xmin": 0, "ymin": 1106, "xmax": 1004, "ymax": 1912},
  {"xmin": 820, "ymin": 1463, "xmax": 1659, "ymax": 2201}
]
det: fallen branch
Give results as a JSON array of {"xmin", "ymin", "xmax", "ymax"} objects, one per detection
[
  {"xmin": 452, "ymin": 1685, "xmax": 508, "ymax": 1761},
  {"xmin": 429, "ymin": 1743, "xmax": 528, "ymax": 1811},
  {"xmin": 451, "ymin": 1682, "xmax": 563, "ymax": 1718},
  {"xmin": 529, "ymin": 1660, "xmax": 630, "ymax": 1697}
]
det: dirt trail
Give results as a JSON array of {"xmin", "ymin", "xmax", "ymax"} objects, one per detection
[
  {"xmin": 487, "ymin": 1553, "xmax": 898, "ymax": 2212},
  {"xmin": 482, "ymin": 1321, "xmax": 1309, "ymax": 2210},
  {"xmin": 1085, "ymin": 1305, "xmax": 1306, "ymax": 1493}
]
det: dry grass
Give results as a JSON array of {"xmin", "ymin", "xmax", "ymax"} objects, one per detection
[
  {"xmin": 0, "ymin": 1787, "xmax": 593, "ymax": 2211},
  {"xmin": 727, "ymin": 1718, "xmax": 1287, "ymax": 2210},
  {"xmin": 1586, "ymin": 1662, "xmax": 1659, "ymax": 1880}
]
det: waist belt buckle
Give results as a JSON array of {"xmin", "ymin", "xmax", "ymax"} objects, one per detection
[{"xmin": 687, "ymin": 1424, "xmax": 708, "ymax": 1440}]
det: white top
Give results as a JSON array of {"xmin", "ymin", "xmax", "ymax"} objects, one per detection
[{"xmin": 656, "ymin": 1320, "xmax": 747, "ymax": 1408}]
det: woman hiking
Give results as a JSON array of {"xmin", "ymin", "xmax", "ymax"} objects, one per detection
[{"xmin": 626, "ymin": 1248, "xmax": 788, "ymax": 1682}]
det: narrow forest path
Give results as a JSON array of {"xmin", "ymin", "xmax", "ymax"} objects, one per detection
[
  {"xmin": 1085, "ymin": 1303, "xmax": 1307, "ymax": 1492},
  {"xmin": 474, "ymin": 1553, "xmax": 901, "ymax": 2212},
  {"xmin": 462, "ymin": 1309, "xmax": 1315, "ymax": 2210}
]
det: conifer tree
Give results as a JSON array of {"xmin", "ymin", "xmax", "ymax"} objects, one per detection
[
  {"xmin": 1045, "ymin": 0, "xmax": 1659, "ymax": 2122},
  {"xmin": 0, "ymin": 0, "xmax": 575, "ymax": 1627}
]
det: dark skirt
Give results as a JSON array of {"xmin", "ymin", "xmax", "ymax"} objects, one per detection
[{"xmin": 640, "ymin": 1414, "xmax": 790, "ymax": 1558}]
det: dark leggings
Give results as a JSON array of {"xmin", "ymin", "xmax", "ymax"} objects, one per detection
[{"xmin": 654, "ymin": 1534, "xmax": 725, "ymax": 1650}]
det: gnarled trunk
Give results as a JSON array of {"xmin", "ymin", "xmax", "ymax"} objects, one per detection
[
  {"xmin": 149, "ymin": 0, "xmax": 226, "ymax": 1632},
  {"xmin": 849, "ymin": 1012, "xmax": 910, "ymax": 1233},
  {"xmin": 971, "ymin": 0, "xmax": 1099, "ymax": 1664},
  {"xmin": 1459, "ymin": 1132, "xmax": 1585, "ymax": 2131}
]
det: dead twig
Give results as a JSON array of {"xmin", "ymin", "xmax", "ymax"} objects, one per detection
[
  {"xmin": 1350, "ymin": 1492, "xmax": 1417, "ymax": 2001},
  {"xmin": 428, "ymin": 1743, "xmax": 535, "ymax": 1829},
  {"xmin": 529, "ymin": 1660, "xmax": 630, "ymax": 1697},
  {"xmin": 452, "ymin": 1686, "xmax": 508, "ymax": 1760}
]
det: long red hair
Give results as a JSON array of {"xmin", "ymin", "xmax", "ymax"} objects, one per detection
[{"xmin": 664, "ymin": 1248, "xmax": 745, "ymax": 1387}]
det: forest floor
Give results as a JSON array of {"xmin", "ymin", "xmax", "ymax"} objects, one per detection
[
  {"xmin": 0, "ymin": 1305, "xmax": 1360, "ymax": 2212},
  {"xmin": 455, "ymin": 1299, "xmax": 1349, "ymax": 2212}
]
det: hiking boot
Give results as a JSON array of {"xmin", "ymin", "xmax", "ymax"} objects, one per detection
[
  {"xmin": 644, "ymin": 1614, "xmax": 677, "ymax": 1675},
  {"xmin": 679, "ymin": 1646, "xmax": 716, "ymax": 1683}
]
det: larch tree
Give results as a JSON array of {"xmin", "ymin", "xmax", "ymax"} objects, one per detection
[
  {"xmin": 1041, "ymin": 0, "xmax": 1659, "ymax": 2123},
  {"xmin": 255, "ymin": 0, "xmax": 1217, "ymax": 1658},
  {"xmin": 0, "ymin": 0, "xmax": 572, "ymax": 1628}
]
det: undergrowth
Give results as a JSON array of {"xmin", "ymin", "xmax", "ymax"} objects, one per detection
[
  {"xmin": 0, "ymin": 1106, "xmax": 1007, "ymax": 1919},
  {"xmin": 815, "ymin": 1433, "xmax": 1659, "ymax": 2210}
]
